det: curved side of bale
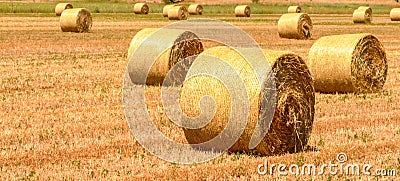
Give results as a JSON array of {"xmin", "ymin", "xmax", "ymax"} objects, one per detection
[
  {"xmin": 60, "ymin": 8, "xmax": 92, "ymax": 33},
  {"xmin": 390, "ymin": 8, "xmax": 400, "ymax": 21},
  {"xmin": 188, "ymin": 4, "xmax": 203, "ymax": 15},
  {"xmin": 358, "ymin": 6, "xmax": 372, "ymax": 12},
  {"xmin": 180, "ymin": 46, "xmax": 315, "ymax": 156},
  {"xmin": 168, "ymin": 6, "xmax": 188, "ymax": 20},
  {"xmin": 278, "ymin": 13, "xmax": 312, "ymax": 39},
  {"xmin": 288, "ymin": 6, "xmax": 301, "ymax": 13},
  {"xmin": 163, "ymin": 5, "xmax": 175, "ymax": 17},
  {"xmin": 133, "ymin": 3, "xmax": 149, "ymax": 14},
  {"xmin": 126, "ymin": 28, "xmax": 204, "ymax": 85},
  {"xmin": 235, "ymin": 5, "xmax": 251, "ymax": 17},
  {"xmin": 308, "ymin": 33, "xmax": 387, "ymax": 93},
  {"xmin": 353, "ymin": 7, "xmax": 372, "ymax": 23},
  {"xmin": 55, "ymin": 3, "xmax": 73, "ymax": 16}
]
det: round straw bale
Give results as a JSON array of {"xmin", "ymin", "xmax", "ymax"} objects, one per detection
[
  {"xmin": 308, "ymin": 33, "xmax": 387, "ymax": 93},
  {"xmin": 390, "ymin": 8, "xmax": 400, "ymax": 21},
  {"xmin": 55, "ymin": 3, "xmax": 73, "ymax": 16},
  {"xmin": 180, "ymin": 46, "xmax": 315, "ymax": 156},
  {"xmin": 60, "ymin": 8, "xmax": 92, "ymax": 33},
  {"xmin": 353, "ymin": 7, "xmax": 372, "ymax": 23},
  {"xmin": 163, "ymin": 5, "xmax": 175, "ymax": 17},
  {"xmin": 235, "ymin": 5, "xmax": 251, "ymax": 17},
  {"xmin": 127, "ymin": 28, "xmax": 204, "ymax": 85},
  {"xmin": 278, "ymin": 13, "xmax": 313, "ymax": 40},
  {"xmin": 133, "ymin": 3, "xmax": 149, "ymax": 14},
  {"xmin": 188, "ymin": 4, "xmax": 203, "ymax": 15},
  {"xmin": 168, "ymin": 6, "xmax": 189, "ymax": 20},
  {"xmin": 288, "ymin": 6, "xmax": 301, "ymax": 13}
]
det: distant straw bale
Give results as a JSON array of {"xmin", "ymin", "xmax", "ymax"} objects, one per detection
[
  {"xmin": 188, "ymin": 4, "xmax": 203, "ymax": 15},
  {"xmin": 60, "ymin": 8, "xmax": 92, "ymax": 33},
  {"xmin": 134, "ymin": 3, "xmax": 149, "ymax": 14},
  {"xmin": 288, "ymin": 6, "xmax": 301, "ymax": 13},
  {"xmin": 308, "ymin": 33, "xmax": 387, "ymax": 93},
  {"xmin": 353, "ymin": 6, "xmax": 372, "ymax": 23},
  {"xmin": 126, "ymin": 28, "xmax": 203, "ymax": 85},
  {"xmin": 278, "ymin": 13, "xmax": 312, "ymax": 39},
  {"xmin": 163, "ymin": 5, "xmax": 175, "ymax": 17},
  {"xmin": 390, "ymin": 8, "xmax": 400, "ymax": 21},
  {"xmin": 168, "ymin": 6, "xmax": 188, "ymax": 20},
  {"xmin": 235, "ymin": 5, "xmax": 251, "ymax": 17},
  {"xmin": 55, "ymin": 3, "xmax": 73, "ymax": 16}
]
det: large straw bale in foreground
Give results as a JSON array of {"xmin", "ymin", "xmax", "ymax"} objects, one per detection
[
  {"xmin": 308, "ymin": 33, "xmax": 387, "ymax": 93},
  {"xmin": 180, "ymin": 46, "xmax": 315, "ymax": 156},
  {"xmin": 133, "ymin": 3, "xmax": 149, "ymax": 14},
  {"xmin": 55, "ymin": 3, "xmax": 73, "ymax": 16},
  {"xmin": 278, "ymin": 13, "xmax": 312, "ymax": 39},
  {"xmin": 390, "ymin": 8, "xmax": 400, "ymax": 21},
  {"xmin": 235, "ymin": 5, "xmax": 251, "ymax": 17},
  {"xmin": 127, "ymin": 28, "xmax": 203, "ymax": 85},
  {"xmin": 163, "ymin": 5, "xmax": 175, "ymax": 17},
  {"xmin": 168, "ymin": 6, "xmax": 188, "ymax": 20},
  {"xmin": 353, "ymin": 6, "xmax": 372, "ymax": 23},
  {"xmin": 288, "ymin": 6, "xmax": 301, "ymax": 13},
  {"xmin": 60, "ymin": 8, "xmax": 92, "ymax": 33},
  {"xmin": 188, "ymin": 4, "xmax": 203, "ymax": 15}
]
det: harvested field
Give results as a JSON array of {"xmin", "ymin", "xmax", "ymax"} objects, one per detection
[{"xmin": 0, "ymin": 2, "xmax": 399, "ymax": 180}]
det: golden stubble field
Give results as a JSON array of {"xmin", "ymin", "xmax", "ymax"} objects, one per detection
[{"xmin": 1, "ymin": 11, "xmax": 400, "ymax": 180}]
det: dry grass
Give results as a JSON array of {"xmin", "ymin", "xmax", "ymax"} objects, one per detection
[{"xmin": 1, "ymin": 11, "xmax": 400, "ymax": 180}]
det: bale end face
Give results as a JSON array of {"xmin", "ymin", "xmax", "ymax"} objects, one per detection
[
  {"xmin": 351, "ymin": 35, "xmax": 387, "ymax": 93},
  {"xmin": 256, "ymin": 52, "xmax": 315, "ymax": 156},
  {"xmin": 235, "ymin": 5, "xmax": 250, "ymax": 17}
]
